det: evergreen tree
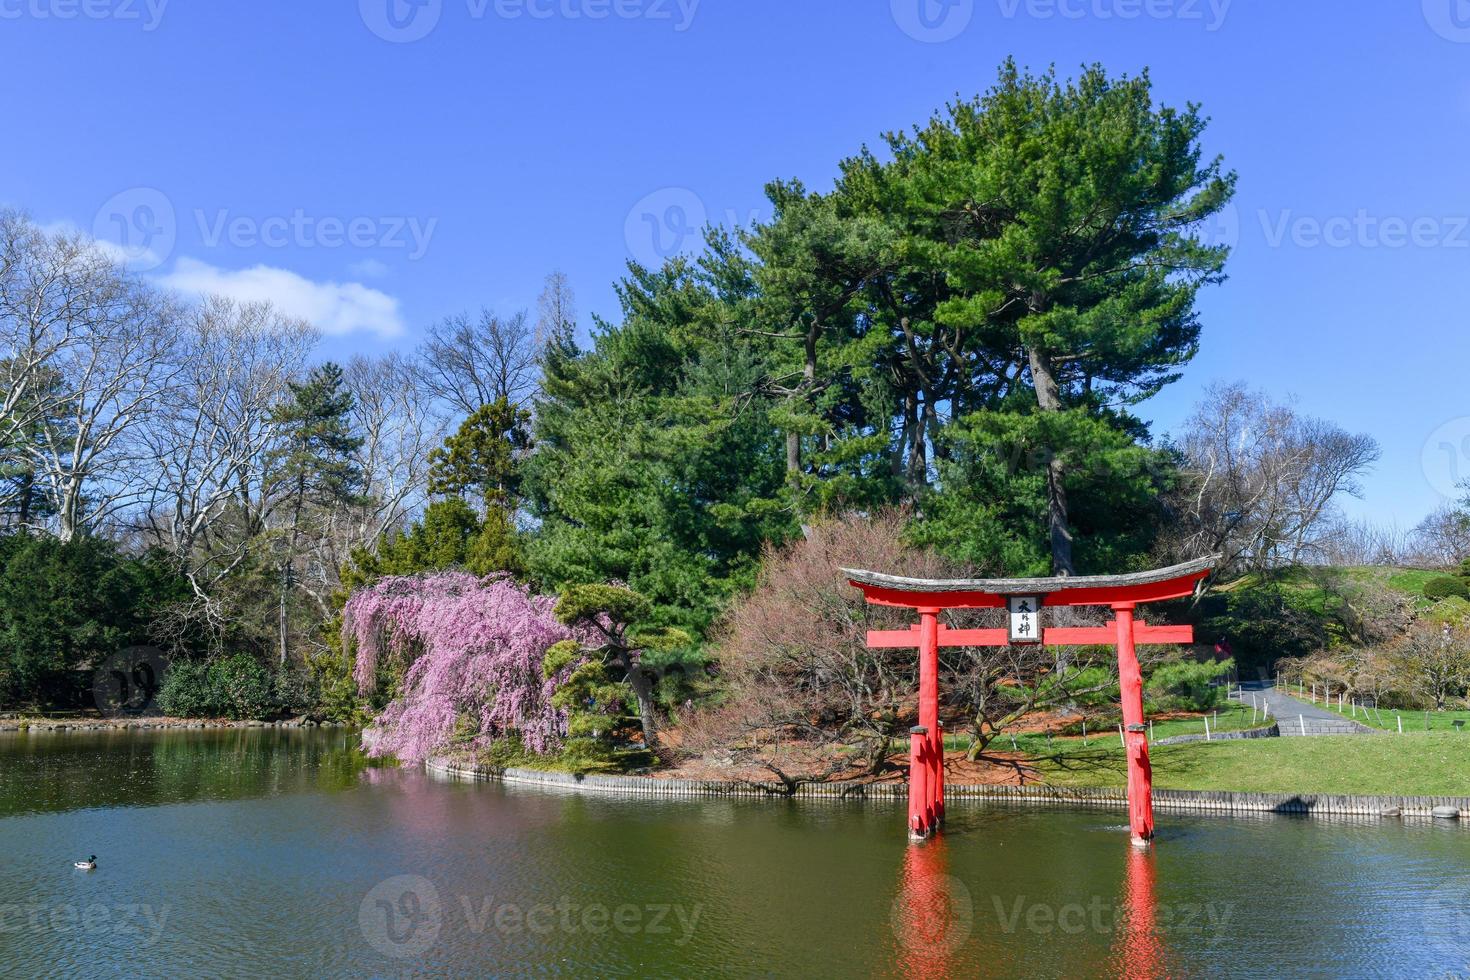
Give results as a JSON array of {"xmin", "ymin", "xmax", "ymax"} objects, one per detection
[
  {"xmin": 427, "ymin": 397, "xmax": 532, "ymax": 510},
  {"xmin": 524, "ymin": 259, "xmax": 796, "ymax": 633},
  {"xmin": 268, "ymin": 362, "xmax": 365, "ymax": 664},
  {"xmin": 341, "ymin": 497, "xmax": 526, "ymax": 593},
  {"xmin": 846, "ymin": 61, "xmax": 1233, "ymax": 573},
  {"xmin": 549, "ymin": 584, "xmax": 689, "ymax": 755}
]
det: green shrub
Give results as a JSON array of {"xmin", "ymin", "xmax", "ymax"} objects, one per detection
[
  {"xmin": 1145, "ymin": 658, "xmax": 1233, "ymax": 712},
  {"xmin": 0, "ymin": 534, "xmax": 191, "ymax": 706},
  {"xmin": 1427, "ymin": 595, "xmax": 1470, "ymax": 626},
  {"xmin": 159, "ymin": 654, "xmax": 316, "ymax": 720},
  {"xmin": 1424, "ymin": 576, "xmax": 1470, "ymax": 601},
  {"xmin": 309, "ymin": 649, "xmax": 364, "ymax": 723},
  {"xmin": 156, "ymin": 660, "xmax": 213, "ymax": 717}
]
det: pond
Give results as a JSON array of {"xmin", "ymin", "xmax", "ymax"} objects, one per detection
[{"xmin": 1, "ymin": 729, "xmax": 1467, "ymax": 977}]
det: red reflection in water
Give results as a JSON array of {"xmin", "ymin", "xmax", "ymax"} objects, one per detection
[
  {"xmin": 890, "ymin": 838, "xmax": 971, "ymax": 980},
  {"xmin": 1112, "ymin": 845, "xmax": 1168, "ymax": 980}
]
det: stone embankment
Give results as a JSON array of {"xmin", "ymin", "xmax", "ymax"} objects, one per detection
[
  {"xmin": 0, "ymin": 716, "xmax": 353, "ymax": 733},
  {"xmin": 425, "ymin": 758, "xmax": 1469, "ymax": 821}
]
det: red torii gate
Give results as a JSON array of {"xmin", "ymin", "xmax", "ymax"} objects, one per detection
[{"xmin": 844, "ymin": 556, "xmax": 1217, "ymax": 847}]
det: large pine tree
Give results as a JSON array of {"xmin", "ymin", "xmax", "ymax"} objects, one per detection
[{"xmin": 268, "ymin": 362, "xmax": 364, "ymax": 664}]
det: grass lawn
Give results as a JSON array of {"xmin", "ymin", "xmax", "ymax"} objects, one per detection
[
  {"xmin": 1310, "ymin": 700, "xmax": 1470, "ymax": 734},
  {"xmin": 1035, "ymin": 733, "xmax": 1470, "ymax": 797},
  {"xmin": 943, "ymin": 700, "xmax": 1269, "ymax": 756}
]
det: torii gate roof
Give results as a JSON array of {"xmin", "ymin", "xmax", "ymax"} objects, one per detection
[{"xmin": 843, "ymin": 555, "xmax": 1219, "ymax": 608}]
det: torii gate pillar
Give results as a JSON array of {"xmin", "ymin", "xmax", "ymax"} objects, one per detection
[
  {"xmin": 1114, "ymin": 604, "xmax": 1154, "ymax": 844},
  {"xmin": 846, "ymin": 556, "xmax": 1217, "ymax": 846}
]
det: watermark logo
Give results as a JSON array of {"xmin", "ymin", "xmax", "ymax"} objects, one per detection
[
  {"xmin": 991, "ymin": 894, "xmax": 1234, "ymax": 935},
  {"xmin": 360, "ymin": 875, "xmax": 443, "ymax": 959},
  {"xmin": 194, "ymin": 209, "xmax": 437, "ymax": 258},
  {"xmin": 996, "ymin": 0, "xmax": 1231, "ymax": 30},
  {"xmin": 0, "ymin": 902, "xmax": 170, "ymax": 944},
  {"xmin": 891, "ymin": 0, "xmax": 974, "ymax": 42},
  {"xmin": 358, "ymin": 876, "xmax": 702, "ymax": 956},
  {"xmin": 484, "ymin": 0, "xmax": 700, "ymax": 30},
  {"xmin": 890, "ymin": 872, "xmax": 974, "ymax": 955},
  {"xmin": 1423, "ymin": 418, "xmax": 1470, "ymax": 500},
  {"xmin": 361, "ymin": 0, "xmax": 700, "ymax": 42},
  {"xmin": 1426, "ymin": 877, "xmax": 1470, "ymax": 960},
  {"xmin": 1257, "ymin": 209, "xmax": 1470, "ymax": 250},
  {"xmin": 92, "ymin": 188, "xmax": 438, "ymax": 266},
  {"xmin": 93, "ymin": 187, "xmax": 176, "ymax": 272},
  {"xmin": 625, "ymin": 187, "xmax": 707, "ymax": 268},
  {"xmin": 0, "ymin": 0, "xmax": 169, "ymax": 30},
  {"xmin": 360, "ymin": 0, "xmax": 443, "ymax": 42},
  {"xmin": 1191, "ymin": 201, "xmax": 1239, "ymax": 251},
  {"xmin": 92, "ymin": 645, "xmax": 167, "ymax": 718},
  {"xmin": 1424, "ymin": 0, "xmax": 1470, "ymax": 42}
]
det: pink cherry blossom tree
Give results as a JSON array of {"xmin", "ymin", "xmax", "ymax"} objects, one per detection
[{"xmin": 343, "ymin": 571, "xmax": 586, "ymax": 761}]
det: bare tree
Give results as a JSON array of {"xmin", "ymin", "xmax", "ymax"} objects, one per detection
[
  {"xmin": 707, "ymin": 511, "xmax": 948, "ymax": 779},
  {"xmin": 417, "ymin": 309, "xmax": 539, "ymax": 416},
  {"xmin": 297, "ymin": 352, "xmax": 446, "ymax": 603},
  {"xmin": 1317, "ymin": 517, "xmax": 1411, "ymax": 568},
  {"xmin": 1385, "ymin": 623, "xmax": 1470, "ymax": 710},
  {"xmin": 0, "ymin": 213, "xmax": 183, "ymax": 540},
  {"xmin": 138, "ymin": 296, "xmax": 316, "ymax": 633},
  {"xmin": 1166, "ymin": 382, "xmax": 1380, "ymax": 575},
  {"xmin": 1408, "ymin": 505, "xmax": 1470, "ymax": 568},
  {"xmin": 535, "ymin": 271, "xmax": 577, "ymax": 351}
]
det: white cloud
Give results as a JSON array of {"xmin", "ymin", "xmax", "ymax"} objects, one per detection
[
  {"xmin": 157, "ymin": 258, "xmax": 405, "ymax": 338},
  {"xmin": 347, "ymin": 258, "xmax": 391, "ymax": 279},
  {"xmin": 38, "ymin": 219, "xmax": 163, "ymax": 270}
]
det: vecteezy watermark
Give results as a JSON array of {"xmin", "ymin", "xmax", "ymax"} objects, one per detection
[
  {"xmin": 1423, "ymin": 0, "xmax": 1470, "ymax": 43},
  {"xmin": 1426, "ymin": 876, "xmax": 1470, "ymax": 961},
  {"xmin": 94, "ymin": 187, "xmax": 177, "ymax": 272},
  {"xmin": 890, "ymin": 872, "xmax": 974, "ymax": 955},
  {"xmin": 359, "ymin": 0, "xmax": 700, "ymax": 43},
  {"xmin": 358, "ymin": 0, "xmax": 443, "ymax": 42},
  {"xmin": 93, "ymin": 188, "xmax": 438, "ymax": 271},
  {"xmin": 891, "ymin": 0, "xmax": 975, "ymax": 42},
  {"xmin": 996, "ymin": 0, "xmax": 1230, "ymax": 30},
  {"xmin": 1422, "ymin": 418, "xmax": 1470, "ymax": 501},
  {"xmin": 1187, "ymin": 201, "xmax": 1240, "ymax": 251},
  {"xmin": 194, "ymin": 209, "xmax": 437, "ymax": 259},
  {"xmin": 92, "ymin": 645, "xmax": 167, "ymax": 718},
  {"xmin": 894, "ymin": 0, "xmax": 1230, "ymax": 40},
  {"xmin": 0, "ymin": 0, "xmax": 168, "ymax": 30},
  {"xmin": 623, "ymin": 187, "xmax": 765, "ymax": 269},
  {"xmin": 358, "ymin": 876, "xmax": 704, "ymax": 959},
  {"xmin": 625, "ymin": 188, "xmax": 707, "ymax": 269},
  {"xmin": 360, "ymin": 875, "xmax": 442, "ymax": 959},
  {"xmin": 990, "ymin": 895, "xmax": 1235, "ymax": 936},
  {"xmin": 0, "ymin": 902, "xmax": 170, "ymax": 945},
  {"xmin": 1256, "ymin": 209, "xmax": 1470, "ymax": 250}
]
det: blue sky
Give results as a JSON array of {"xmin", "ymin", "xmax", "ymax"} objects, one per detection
[{"xmin": 3, "ymin": 0, "xmax": 1468, "ymax": 529}]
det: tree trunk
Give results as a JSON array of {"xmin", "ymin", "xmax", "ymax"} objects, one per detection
[
  {"xmin": 280, "ymin": 473, "xmax": 306, "ymax": 667},
  {"xmin": 623, "ymin": 661, "xmax": 660, "ymax": 750},
  {"xmin": 278, "ymin": 564, "xmax": 290, "ymax": 667},
  {"xmin": 16, "ymin": 469, "xmax": 32, "ymax": 527},
  {"xmin": 899, "ymin": 390, "xmax": 920, "ymax": 495},
  {"xmin": 1026, "ymin": 345, "xmax": 1075, "ymax": 576},
  {"xmin": 784, "ymin": 321, "xmax": 821, "ymax": 488}
]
